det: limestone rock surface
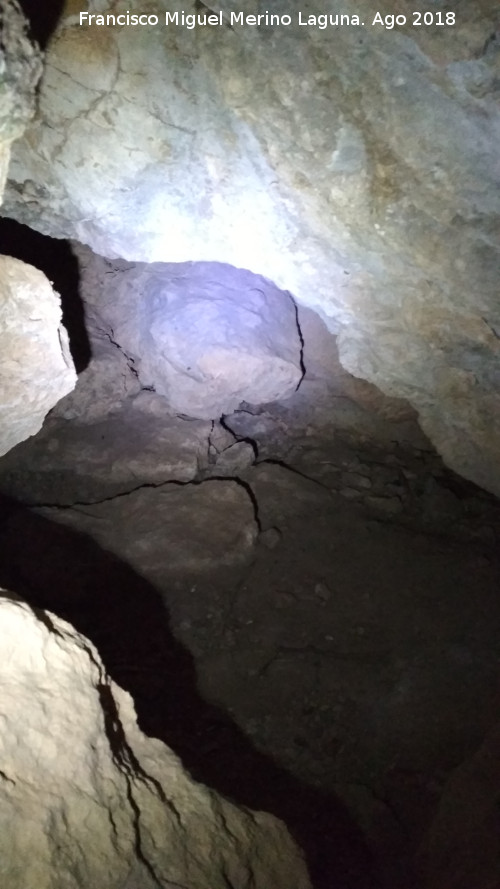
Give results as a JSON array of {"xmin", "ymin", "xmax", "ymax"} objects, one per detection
[
  {"xmin": 74, "ymin": 250, "xmax": 303, "ymax": 419},
  {"xmin": 3, "ymin": 0, "xmax": 500, "ymax": 493},
  {"xmin": 0, "ymin": 256, "xmax": 77, "ymax": 456},
  {"xmin": 0, "ymin": 391, "xmax": 211, "ymax": 504},
  {"xmin": 0, "ymin": 591, "xmax": 311, "ymax": 889},
  {"xmin": 0, "ymin": 1, "xmax": 42, "ymax": 201}
]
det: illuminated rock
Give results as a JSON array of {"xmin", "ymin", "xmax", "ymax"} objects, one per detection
[
  {"xmin": 3, "ymin": 0, "xmax": 500, "ymax": 493},
  {"xmin": 0, "ymin": 391, "xmax": 212, "ymax": 504},
  {"xmin": 0, "ymin": 591, "xmax": 311, "ymax": 889},
  {"xmin": 0, "ymin": 256, "xmax": 76, "ymax": 456},
  {"xmin": 75, "ymin": 250, "xmax": 303, "ymax": 419}
]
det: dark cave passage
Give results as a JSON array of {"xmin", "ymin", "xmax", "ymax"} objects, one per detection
[{"xmin": 0, "ymin": 495, "xmax": 383, "ymax": 889}]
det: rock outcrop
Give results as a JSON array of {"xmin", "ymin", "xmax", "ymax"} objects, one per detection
[
  {"xmin": 0, "ymin": 5, "xmax": 75, "ymax": 456},
  {"xmin": 36, "ymin": 478, "xmax": 258, "ymax": 580},
  {"xmin": 2, "ymin": 0, "xmax": 500, "ymax": 493},
  {"xmin": 0, "ymin": 256, "xmax": 76, "ymax": 456},
  {"xmin": 0, "ymin": 590, "xmax": 311, "ymax": 889},
  {"xmin": 0, "ymin": 0, "xmax": 42, "ymax": 201},
  {"xmin": 72, "ymin": 249, "xmax": 303, "ymax": 419}
]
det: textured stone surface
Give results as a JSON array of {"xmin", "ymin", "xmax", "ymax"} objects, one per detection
[
  {"xmin": 0, "ymin": 591, "xmax": 311, "ymax": 889},
  {"xmin": 0, "ymin": 391, "xmax": 211, "ymax": 504},
  {"xmin": 73, "ymin": 248, "xmax": 303, "ymax": 419},
  {"xmin": 3, "ymin": 0, "xmax": 500, "ymax": 493},
  {"xmin": 37, "ymin": 479, "xmax": 258, "ymax": 580},
  {"xmin": 0, "ymin": 256, "xmax": 77, "ymax": 456},
  {"xmin": 0, "ymin": 0, "xmax": 42, "ymax": 201}
]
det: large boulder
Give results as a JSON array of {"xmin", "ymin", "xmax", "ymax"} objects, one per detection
[
  {"xmin": 0, "ymin": 256, "xmax": 77, "ymax": 456},
  {"xmin": 0, "ymin": 4, "xmax": 74, "ymax": 456},
  {"xmin": 0, "ymin": 591, "xmax": 311, "ymax": 889},
  {"xmin": 74, "ymin": 250, "xmax": 303, "ymax": 419}
]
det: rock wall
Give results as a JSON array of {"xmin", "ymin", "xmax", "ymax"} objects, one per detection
[
  {"xmin": 0, "ymin": 0, "xmax": 42, "ymax": 201},
  {"xmin": 72, "ymin": 248, "xmax": 303, "ymax": 419},
  {"xmin": 0, "ymin": 256, "xmax": 77, "ymax": 456},
  {"xmin": 0, "ymin": 591, "xmax": 311, "ymax": 889},
  {"xmin": 0, "ymin": 4, "xmax": 76, "ymax": 456},
  {"xmin": 3, "ymin": 0, "xmax": 500, "ymax": 494}
]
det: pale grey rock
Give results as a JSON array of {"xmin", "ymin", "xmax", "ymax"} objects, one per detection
[
  {"xmin": 73, "ymin": 250, "xmax": 303, "ymax": 419},
  {"xmin": 37, "ymin": 479, "xmax": 258, "ymax": 580},
  {"xmin": 209, "ymin": 440, "xmax": 256, "ymax": 476},
  {"xmin": 0, "ymin": 591, "xmax": 311, "ymax": 889},
  {"xmin": 3, "ymin": 0, "xmax": 500, "ymax": 494},
  {"xmin": 0, "ymin": 256, "xmax": 77, "ymax": 457},
  {"xmin": 0, "ymin": 0, "xmax": 42, "ymax": 201}
]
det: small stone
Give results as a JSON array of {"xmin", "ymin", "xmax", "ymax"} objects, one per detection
[
  {"xmin": 259, "ymin": 527, "xmax": 282, "ymax": 549},
  {"xmin": 0, "ymin": 257, "xmax": 76, "ymax": 457},
  {"xmin": 314, "ymin": 582, "xmax": 331, "ymax": 601}
]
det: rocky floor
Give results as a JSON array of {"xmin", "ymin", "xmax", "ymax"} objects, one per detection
[{"xmin": 1, "ymin": 326, "xmax": 499, "ymax": 889}]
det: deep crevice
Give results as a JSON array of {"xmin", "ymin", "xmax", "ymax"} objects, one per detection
[
  {"xmin": 97, "ymin": 682, "xmax": 164, "ymax": 888},
  {"xmin": 292, "ymin": 296, "xmax": 306, "ymax": 390},
  {"xmin": 0, "ymin": 497, "xmax": 382, "ymax": 889},
  {"xmin": 16, "ymin": 0, "xmax": 65, "ymax": 50}
]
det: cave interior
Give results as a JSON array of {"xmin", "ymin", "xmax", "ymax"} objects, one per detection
[{"xmin": 1, "ymin": 3, "xmax": 500, "ymax": 888}]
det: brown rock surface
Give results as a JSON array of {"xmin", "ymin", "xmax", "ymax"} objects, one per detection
[
  {"xmin": 0, "ymin": 0, "xmax": 42, "ymax": 200},
  {"xmin": 0, "ymin": 590, "xmax": 311, "ymax": 889}
]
